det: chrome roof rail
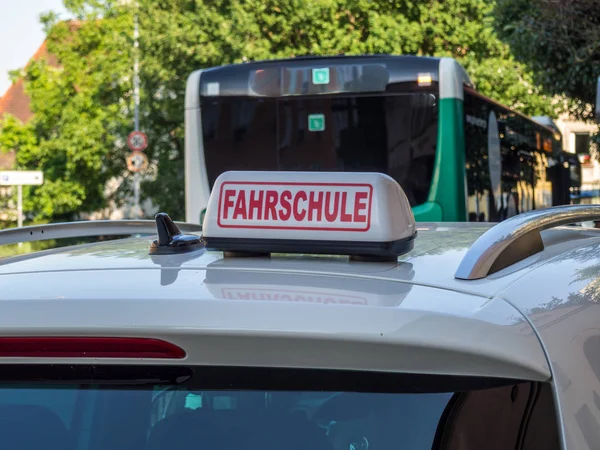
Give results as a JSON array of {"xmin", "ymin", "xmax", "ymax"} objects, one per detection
[
  {"xmin": 455, "ymin": 205, "xmax": 600, "ymax": 280},
  {"xmin": 0, "ymin": 220, "xmax": 202, "ymax": 246}
]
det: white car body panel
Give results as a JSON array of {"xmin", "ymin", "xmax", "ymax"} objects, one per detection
[
  {"xmin": 3, "ymin": 217, "xmax": 600, "ymax": 450},
  {"xmin": 499, "ymin": 235, "xmax": 600, "ymax": 450}
]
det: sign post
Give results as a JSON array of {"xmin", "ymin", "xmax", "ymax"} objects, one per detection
[
  {"xmin": 0, "ymin": 170, "xmax": 44, "ymax": 229},
  {"xmin": 127, "ymin": 130, "xmax": 147, "ymax": 219},
  {"xmin": 127, "ymin": 130, "xmax": 148, "ymax": 152},
  {"xmin": 129, "ymin": 1, "xmax": 145, "ymax": 221},
  {"xmin": 17, "ymin": 185, "xmax": 23, "ymax": 228},
  {"xmin": 127, "ymin": 151, "xmax": 149, "ymax": 172}
]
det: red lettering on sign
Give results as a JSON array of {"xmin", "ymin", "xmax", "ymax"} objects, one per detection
[
  {"xmin": 324, "ymin": 192, "xmax": 340, "ymax": 222},
  {"xmin": 264, "ymin": 190, "xmax": 278, "ymax": 220},
  {"xmin": 233, "ymin": 191, "xmax": 247, "ymax": 220},
  {"xmin": 340, "ymin": 192, "xmax": 352, "ymax": 222},
  {"xmin": 223, "ymin": 189, "xmax": 236, "ymax": 219},
  {"xmin": 279, "ymin": 190, "xmax": 292, "ymax": 220},
  {"xmin": 293, "ymin": 191, "xmax": 307, "ymax": 221},
  {"xmin": 308, "ymin": 191, "xmax": 323, "ymax": 221},
  {"xmin": 248, "ymin": 190, "xmax": 264, "ymax": 220},
  {"xmin": 354, "ymin": 192, "xmax": 368, "ymax": 222},
  {"xmin": 217, "ymin": 181, "xmax": 373, "ymax": 231}
]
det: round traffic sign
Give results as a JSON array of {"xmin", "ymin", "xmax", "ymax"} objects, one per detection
[
  {"xmin": 127, "ymin": 151, "xmax": 149, "ymax": 172},
  {"xmin": 127, "ymin": 131, "xmax": 148, "ymax": 152}
]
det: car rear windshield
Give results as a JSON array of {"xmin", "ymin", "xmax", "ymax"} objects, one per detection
[
  {"xmin": 201, "ymin": 93, "xmax": 438, "ymax": 206},
  {"xmin": 0, "ymin": 366, "xmax": 560, "ymax": 450}
]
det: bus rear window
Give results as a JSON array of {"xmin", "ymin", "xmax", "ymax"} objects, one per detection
[
  {"xmin": 201, "ymin": 93, "xmax": 438, "ymax": 206},
  {"xmin": 249, "ymin": 64, "xmax": 389, "ymax": 96}
]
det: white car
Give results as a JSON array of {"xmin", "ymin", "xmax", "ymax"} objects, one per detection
[{"xmin": 0, "ymin": 170, "xmax": 599, "ymax": 450}]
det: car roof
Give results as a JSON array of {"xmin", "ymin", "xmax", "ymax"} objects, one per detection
[
  {"xmin": 0, "ymin": 223, "xmax": 516, "ymax": 297},
  {"xmin": 1, "ymin": 222, "xmax": 595, "ymax": 299},
  {"xmin": 3, "ymin": 221, "xmax": 599, "ymax": 381}
]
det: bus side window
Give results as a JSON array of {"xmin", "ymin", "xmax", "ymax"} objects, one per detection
[{"xmin": 464, "ymin": 92, "xmax": 491, "ymax": 222}]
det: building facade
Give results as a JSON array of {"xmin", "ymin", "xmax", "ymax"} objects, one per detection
[{"xmin": 555, "ymin": 114, "xmax": 600, "ymax": 202}]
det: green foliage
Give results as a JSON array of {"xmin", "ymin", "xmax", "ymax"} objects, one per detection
[
  {"xmin": 0, "ymin": 115, "xmax": 37, "ymax": 155},
  {"xmin": 0, "ymin": 0, "xmax": 555, "ymax": 221},
  {"xmin": 0, "ymin": 5, "xmax": 133, "ymax": 221},
  {"xmin": 495, "ymin": 0, "xmax": 600, "ymax": 120}
]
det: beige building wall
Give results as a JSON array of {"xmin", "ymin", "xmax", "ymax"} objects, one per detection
[{"xmin": 555, "ymin": 114, "xmax": 600, "ymax": 198}]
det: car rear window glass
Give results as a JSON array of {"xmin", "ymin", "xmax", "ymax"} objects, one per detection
[{"xmin": 0, "ymin": 366, "xmax": 560, "ymax": 450}]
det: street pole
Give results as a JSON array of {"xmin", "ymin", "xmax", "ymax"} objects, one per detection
[
  {"xmin": 17, "ymin": 184, "xmax": 23, "ymax": 228},
  {"xmin": 133, "ymin": 7, "xmax": 140, "ymax": 133},
  {"xmin": 17, "ymin": 184, "xmax": 23, "ymax": 248},
  {"xmin": 132, "ymin": 1, "xmax": 141, "ymax": 219}
]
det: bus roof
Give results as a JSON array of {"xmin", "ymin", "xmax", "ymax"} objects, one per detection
[
  {"xmin": 203, "ymin": 54, "xmax": 444, "ymax": 72},
  {"xmin": 465, "ymin": 86, "xmax": 561, "ymax": 139},
  {"xmin": 192, "ymin": 54, "xmax": 473, "ymax": 99}
]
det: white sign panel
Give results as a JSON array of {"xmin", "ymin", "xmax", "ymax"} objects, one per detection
[
  {"xmin": 217, "ymin": 181, "xmax": 373, "ymax": 232},
  {"xmin": 0, "ymin": 171, "xmax": 44, "ymax": 186},
  {"xmin": 203, "ymin": 171, "xmax": 417, "ymax": 243}
]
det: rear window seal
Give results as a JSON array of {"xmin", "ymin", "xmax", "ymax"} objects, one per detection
[{"xmin": 0, "ymin": 365, "xmax": 523, "ymax": 393}]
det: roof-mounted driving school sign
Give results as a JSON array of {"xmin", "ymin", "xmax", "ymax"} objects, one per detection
[{"xmin": 127, "ymin": 130, "xmax": 148, "ymax": 152}]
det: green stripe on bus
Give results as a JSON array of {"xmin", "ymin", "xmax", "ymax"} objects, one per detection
[
  {"xmin": 412, "ymin": 202, "xmax": 443, "ymax": 222},
  {"xmin": 425, "ymin": 97, "xmax": 467, "ymax": 222}
]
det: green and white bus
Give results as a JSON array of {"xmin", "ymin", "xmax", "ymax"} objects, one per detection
[{"xmin": 185, "ymin": 55, "xmax": 569, "ymax": 224}]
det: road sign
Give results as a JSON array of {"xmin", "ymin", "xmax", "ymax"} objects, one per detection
[
  {"xmin": 312, "ymin": 68, "xmax": 330, "ymax": 85},
  {"xmin": 0, "ymin": 171, "xmax": 44, "ymax": 186},
  {"xmin": 308, "ymin": 114, "xmax": 325, "ymax": 132},
  {"xmin": 127, "ymin": 130, "xmax": 148, "ymax": 152},
  {"xmin": 0, "ymin": 171, "xmax": 44, "ymax": 229},
  {"xmin": 127, "ymin": 151, "xmax": 149, "ymax": 173}
]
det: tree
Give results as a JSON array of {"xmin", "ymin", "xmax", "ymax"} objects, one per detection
[
  {"xmin": 495, "ymin": 0, "xmax": 600, "ymax": 121},
  {"xmin": 1, "ymin": 0, "xmax": 556, "ymax": 221},
  {"xmin": 0, "ymin": 9, "xmax": 134, "ymax": 221}
]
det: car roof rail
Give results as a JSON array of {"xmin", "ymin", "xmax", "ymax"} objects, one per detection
[
  {"xmin": 0, "ymin": 219, "xmax": 202, "ymax": 246},
  {"xmin": 455, "ymin": 205, "xmax": 600, "ymax": 280}
]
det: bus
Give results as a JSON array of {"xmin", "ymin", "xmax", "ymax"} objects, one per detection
[{"xmin": 185, "ymin": 55, "xmax": 569, "ymax": 224}]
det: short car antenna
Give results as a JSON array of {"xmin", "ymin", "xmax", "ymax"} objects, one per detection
[{"xmin": 149, "ymin": 213, "xmax": 203, "ymax": 255}]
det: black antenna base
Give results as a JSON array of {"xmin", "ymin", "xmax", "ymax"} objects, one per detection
[{"xmin": 149, "ymin": 212, "xmax": 203, "ymax": 255}]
